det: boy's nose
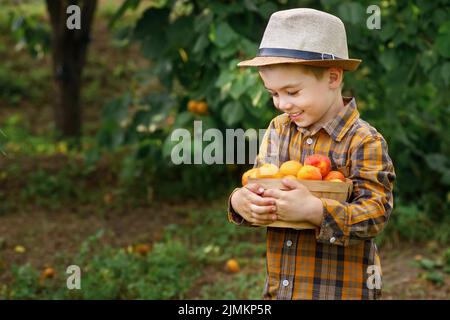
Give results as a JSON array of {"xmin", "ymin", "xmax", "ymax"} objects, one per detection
[{"xmin": 278, "ymin": 98, "xmax": 293, "ymax": 112}]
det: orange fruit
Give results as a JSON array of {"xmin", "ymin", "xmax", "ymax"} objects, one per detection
[
  {"xmin": 134, "ymin": 244, "xmax": 152, "ymax": 255},
  {"xmin": 297, "ymin": 165, "xmax": 322, "ymax": 180},
  {"xmin": 225, "ymin": 259, "xmax": 240, "ymax": 273},
  {"xmin": 283, "ymin": 175, "xmax": 297, "ymax": 180},
  {"xmin": 195, "ymin": 101, "xmax": 208, "ymax": 114},
  {"xmin": 256, "ymin": 163, "xmax": 279, "ymax": 178},
  {"xmin": 323, "ymin": 171, "xmax": 345, "ymax": 182},
  {"xmin": 242, "ymin": 168, "xmax": 258, "ymax": 186},
  {"xmin": 279, "ymin": 160, "xmax": 302, "ymax": 176},
  {"xmin": 187, "ymin": 100, "xmax": 198, "ymax": 113},
  {"xmin": 304, "ymin": 154, "xmax": 331, "ymax": 177},
  {"xmin": 42, "ymin": 267, "xmax": 56, "ymax": 279}
]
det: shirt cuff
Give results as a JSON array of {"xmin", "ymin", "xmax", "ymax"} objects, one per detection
[
  {"xmin": 227, "ymin": 188, "xmax": 245, "ymax": 225},
  {"xmin": 227, "ymin": 188, "xmax": 255, "ymax": 227},
  {"xmin": 315, "ymin": 198, "xmax": 349, "ymax": 246}
]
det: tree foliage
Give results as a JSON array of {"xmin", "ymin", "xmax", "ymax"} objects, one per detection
[{"xmin": 98, "ymin": 0, "xmax": 450, "ymax": 224}]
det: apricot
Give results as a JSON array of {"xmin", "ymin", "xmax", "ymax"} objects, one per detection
[
  {"xmin": 324, "ymin": 171, "xmax": 345, "ymax": 182},
  {"xmin": 283, "ymin": 175, "xmax": 297, "ymax": 180},
  {"xmin": 304, "ymin": 154, "xmax": 331, "ymax": 177},
  {"xmin": 42, "ymin": 267, "xmax": 56, "ymax": 279},
  {"xmin": 279, "ymin": 160, "xmax": 302, "ymax": 177},
  {"xmin": 256, "ymin": 163, "xmax": 279, "ymax": 178},
  {"xmin": 187, "ymin": 100, "xmax": 208, "ymax": 115},
  {"xmin": 297, "ymin": 165, "xmax": 322, "ymax": 180},
  {"xmin": 241, "ymin": 168, "xmax": 258, "ymax": 186},
  {"xmin": 225, "ymin": 259, "xmax": 240, "ymax": 273},
  {"xmin": 134, "ymin": 244, "xmax": 152, "ymax": 255}
]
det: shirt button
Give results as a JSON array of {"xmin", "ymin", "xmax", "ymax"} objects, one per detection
[
  {"xmin": 286, "ymin": 240, "xmax": 293, "ymax": 247},
  {"xmin": 282, "ymin": 280, "xmax": 289, "ymax": 287},
  {"xmin": 330, "ymin": 237, "xmax": 336, "ymax": 244},
  {"xmin": 306, "ymin": 137, "xmax": 314, "ymax": 145}
]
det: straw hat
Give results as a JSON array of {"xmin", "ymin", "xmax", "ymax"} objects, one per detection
[{"xmin": 238, "ymin": 8, "xmax": 361, "ymax": 71}]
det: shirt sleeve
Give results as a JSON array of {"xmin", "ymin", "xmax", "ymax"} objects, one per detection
[{"xmin": 315, "ymin": 134, "xmax": 396, "ymax": 246}]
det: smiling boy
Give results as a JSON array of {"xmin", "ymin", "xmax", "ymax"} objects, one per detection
[{"xmin": 227, "ymin": 9, "xmax": 396, "ymax": 300}]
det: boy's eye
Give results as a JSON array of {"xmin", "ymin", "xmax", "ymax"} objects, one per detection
[
  {"xmin": 287, "ymin": 90, "xmax": 300, "ymax": 96},
  {"xmin": 268, "ymin": 92, "xmax": 278, "ymax": 97}
]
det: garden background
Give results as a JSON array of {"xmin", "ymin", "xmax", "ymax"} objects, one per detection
[{"xmin": 0, "ymin": 0, "xmax": 449, "ymax": 299}]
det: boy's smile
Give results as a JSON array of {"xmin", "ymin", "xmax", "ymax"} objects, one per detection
[{"xmin": 258, "ymin": 64, "xmax": 344, "ymax": 131}]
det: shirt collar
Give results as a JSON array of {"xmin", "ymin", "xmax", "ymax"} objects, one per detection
[{"xmin": 292, "ymin": 97, "xmax": 359, "ymax": 142}]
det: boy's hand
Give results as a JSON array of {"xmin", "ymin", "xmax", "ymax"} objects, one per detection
[
  {"xmin": 263, "ymin": 178, "xmax": 324, "ymax": 226},
  {"xmin": 230, "ymin": 183, "xmax": 278, "ymax": 225}
]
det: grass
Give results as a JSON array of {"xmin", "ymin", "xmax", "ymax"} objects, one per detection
[{"xmin": 0, "ymin": 207, "xmax": 267, "ymax": 299}]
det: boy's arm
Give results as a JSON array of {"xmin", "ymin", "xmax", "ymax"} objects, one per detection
[
  {"xmin": 227, "ymin": 118, "xmax": 280, "ymax": 227},
  {"xmin": 315, "ymin": 134, "xmax": 396, "ymax": 246}
]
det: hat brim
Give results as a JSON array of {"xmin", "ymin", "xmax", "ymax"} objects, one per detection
[{"xmin": 237, "ymin": 56, "xmax": 361, "ymax": 71}]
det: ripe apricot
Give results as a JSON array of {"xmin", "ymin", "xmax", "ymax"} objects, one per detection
[
  {"xmin": 297, "ymin": 165, "xmax": 322, "ymax": 180},
  {"xmin": 323, "ymin": 171, "xmax": 345, "ymax": 182},
  {"xmin": 256, "ymin": 163, "xmax": 279, "ymax": 178},
  {"xmin": 304, "ymin": 154, "xmax": 331, "ymax": 177},
  {"xmin": 42, "ymin": 267, "xmax": 56, "ymax": 279},
  {"xmin": 279, "ymin": 160, "xmax": 302, "ymax": 176},
  {"xmin": 225, "ymin": 259, "xmax": 240, "ymax": 273},
  {"xmin": 242, "ymin": 168, "xmax": 258, "ymax": 186}
]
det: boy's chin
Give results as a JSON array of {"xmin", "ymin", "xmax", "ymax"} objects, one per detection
[{"xmin": 293, "ymin": 119, "xmax": 310, "ymax": 128}]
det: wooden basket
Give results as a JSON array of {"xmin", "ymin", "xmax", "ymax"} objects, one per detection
[{"xmin": 248, "ymin": 178, "xmax": 353, "ymax": 230}]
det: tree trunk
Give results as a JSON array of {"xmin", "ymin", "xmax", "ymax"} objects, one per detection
[{"xmin": 46, "ymin": 0, "xmax": 97, "ymax": 140}]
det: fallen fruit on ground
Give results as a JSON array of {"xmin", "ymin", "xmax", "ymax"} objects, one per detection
[
  {"xmin": 304, "ymin": 154, "xmax": 331, "ymax": 177},
  {"xmin": 297, "ymin": 165, "xmax": 322, "ymax": 180},
  {"xmin": 225, "ymin": 259, "xmax": 240, "ymax": 273},
  {"xmin": 42, "ymin": 267, "xmax": 56, "ymax": 279},
  {"xmin": 256, "ymin": 163, "xmax": 279, "ymax": 178},
  {"xmin": 279, "ymin": 160, "xmax": 302, "ymax": 176},
  {"xmin": 324, "ymin": 171, "xmax": 346, "ymax": 182},
  {"xmin": 134, "ymin": 244, "xmax": 151, "ymax": 255}
]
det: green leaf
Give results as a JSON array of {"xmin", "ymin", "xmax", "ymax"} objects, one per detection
[
  {"xmin": 213, "ymin": 22, "xmax": 238, "ymax": 48},
  {"xmin": 379, "ymin": 50, "xmax": 397, "ymax": 71},
  {"xmin": 425, "ymin": 271, "xmax": 444, "ymax": 285},
  {"xmin": 108, "ymin": 0, "xmax": 141, "ymax": 28},
  {"xmin": 221, "ymin": 101, "xmax": 244, "ymax": 126},
  {"xmin": 174, "ymin": 111, "xmax": 194, "ymax": 128},
  {"xmin": 441, "ymin": 62, "xmax": 450, "ymax": 85},
  {"xmin": 338, "ymin": 2, "xmax": 364, "ymax": 25},
  {"xmin": 419, "ymin": 258, "xmax": 436, "ymax": 270},
  {"xmin": 435, "ymin": 21, "xmax": 450, "ymax": 58}
]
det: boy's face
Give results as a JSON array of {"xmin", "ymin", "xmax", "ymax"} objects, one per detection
[{"xmin": 258, "ymin": 64, "xmax": 341, "ymax": 129}]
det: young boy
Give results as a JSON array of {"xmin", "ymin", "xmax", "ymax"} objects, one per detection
[{"xmin": 227, "ymin": 8, "xmax": 396, "ymax": 300}]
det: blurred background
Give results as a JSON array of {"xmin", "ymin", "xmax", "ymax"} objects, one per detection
[{"xmin": 0, "ymin": 0, "xmax": 449, "ymax": 299}]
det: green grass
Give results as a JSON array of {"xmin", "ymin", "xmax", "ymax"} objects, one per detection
[{"xmin": 0, "ymin": 207, "xmax": 267, "ymax": 299}]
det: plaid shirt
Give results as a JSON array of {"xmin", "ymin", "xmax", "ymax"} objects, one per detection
[{"xmin": 227, "ymin": 97, "xmax": 396, "ymax": 300}]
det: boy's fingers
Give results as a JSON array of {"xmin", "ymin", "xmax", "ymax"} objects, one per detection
[
  {"xmin": 250, "ymin": 194, "xmax": 276, "ymax": 206},
  {"xmin": 250, "ymin": 212, "xmax": 277, "ymax": 225},
  {"xmin": 245, "ymin": 183, "xmax": 265, "ymax": 195},
  {"xmin": 250, "ymin": 203, "xmax": 277, "ymax": 215},
  {"xmin": 263, "ymin": 188, "xmax": 283, "ymax": 199}
]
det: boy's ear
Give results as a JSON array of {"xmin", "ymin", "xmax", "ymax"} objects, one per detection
[{"xmin": 328, "ymin": 67, "xmax": 344, "ymax": 89}]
